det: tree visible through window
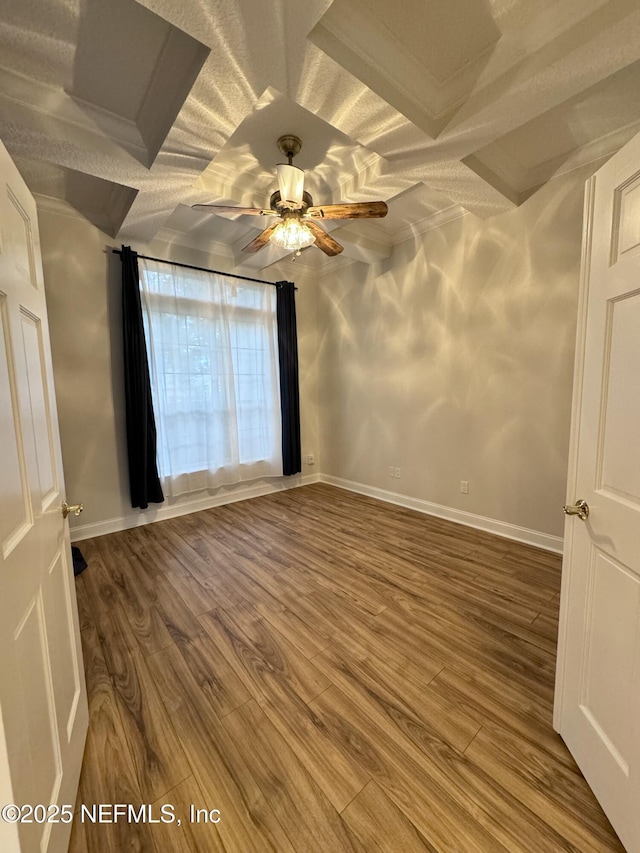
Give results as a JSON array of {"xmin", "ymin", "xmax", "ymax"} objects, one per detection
[{"xmin": 138, "ymin": 259, "xmax": 283, "ymax": 496}]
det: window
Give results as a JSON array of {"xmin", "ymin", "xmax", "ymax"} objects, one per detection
[{"xmin": 139, "ymin": 258, "xmax": 282, "ymax": 496}]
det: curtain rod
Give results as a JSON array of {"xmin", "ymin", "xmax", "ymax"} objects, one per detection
[{"xmin": 111, "ymin": 248, "xmax": 294, "ymax": 289}]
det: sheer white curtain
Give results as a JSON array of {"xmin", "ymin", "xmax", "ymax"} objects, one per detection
[{"xmin": 138, "ymin": 259, "xmax": 282, "ymax": 496}]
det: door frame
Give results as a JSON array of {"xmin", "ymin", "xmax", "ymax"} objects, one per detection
[{"xmin": 553, "ymin": 174, "xmax": 597, "ymax": 731}]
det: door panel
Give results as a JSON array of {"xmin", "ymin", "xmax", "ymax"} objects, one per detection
[
  {"xmin": 5, "ymin": 186, "xmax": 37, "ymax": 289},
  {"xmin": 611, "ymin": 170, "xmax": 640, "ymax": 262},
  {"xmin": 581, "ymin": 549, "xmax": 639, "ymax": 767},
  {"xmin": 555, "ymin": 131, "xmax": 640, "ymax": 852},
  {"xmin": 20, "ymin": 310, "xmax": 58, "ymax": 507},
  {"xmin": 0, "ymin": 293, "xmax": 32, "ymax": 553},
  {"xmin": 0, "ymin": 139, "xmax": 88, "ymax": 853},
  {"xmin": 599, "ymin": 293, "xmax": 640, "ymax": 502},
  {"xmin": 45, "ymin": 549, "xmax": 83, "ymax": 742},
  {"xmin": 13, "ymin": 596, "xmax": 63, "ymax": 804}
]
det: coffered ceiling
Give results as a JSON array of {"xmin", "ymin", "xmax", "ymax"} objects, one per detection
[{"xmin": 1, "ymin": 0, "xmax": 639, "ymax": 272}]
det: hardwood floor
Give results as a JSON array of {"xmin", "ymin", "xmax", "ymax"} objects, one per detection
[{"xmin": 69, "ymin": 484, "xmax": 624, "ymax": 852}]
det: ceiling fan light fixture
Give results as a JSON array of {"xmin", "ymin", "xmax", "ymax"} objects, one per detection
[
  {"xmin": 197, "ymin": 135, "xmax": 386, "ymax": 258},
  {"xmin": 276, "ymin": 164, "xmax": 305, "ymax": 207},
  {"xmin": 269, "ymin": 218, "xmax": 316, "ymax": 252}
]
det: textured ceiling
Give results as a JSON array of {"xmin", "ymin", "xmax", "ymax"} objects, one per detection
[{"xmin": 1, "ymin": 0, "xmax": 639, "ymax": 272}]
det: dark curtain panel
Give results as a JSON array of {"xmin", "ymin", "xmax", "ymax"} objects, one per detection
[
  {"xmin": 120, "ymin": 245, "xmax": 164, "ymax": 508},
  {"xmin": 276, "ymin": 281, "xmax": 301, "ymax": 475}
]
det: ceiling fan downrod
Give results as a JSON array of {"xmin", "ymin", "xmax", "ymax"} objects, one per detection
[{"xmin": 277, "ymin": 135, "xmax": 302, "ymax": 166}]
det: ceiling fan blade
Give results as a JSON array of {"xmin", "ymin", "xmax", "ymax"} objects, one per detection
[
  {"xmin": 242, "ymin": 223, "xmax": 280, "ymax": 253},
  {"xmin": 305, "ymin": 221, "xmax": 344, "ymax": 256},
  {"xmin": 306, "ymin": 201, "xmax": 388, "ymax": 220},
  {"xmin": 192, "ymin": 204, "xmax": 275, "ymax": 216}
]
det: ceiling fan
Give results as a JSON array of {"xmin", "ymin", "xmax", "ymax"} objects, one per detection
[{"xmin": 193, "ymin": 135, "xmax": 388, "ymax": 257}]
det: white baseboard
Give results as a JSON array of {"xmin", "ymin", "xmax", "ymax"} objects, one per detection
[
  {"xmin": 320, "ymin": 474, "xmax": 564, "ymax": 554},
  {"xmin": 70, "ymin": 470, "xmax": 563, "ymax": 554},
  {"xmin": 69, "ymin": 473, "xmax": 321, "ymax": 542}
]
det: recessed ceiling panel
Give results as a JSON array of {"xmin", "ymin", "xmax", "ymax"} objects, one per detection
[
  {"xmin": 68, "ymin": 0, "xmax": 209, "ymax": 166},
  {"xmin": 310, "ymin": 0, "xmax": 502, "ymax": 130},
  {"xmin": 196, "ymin": 90, "xmax": 386, "ymax": 210},
  {"xmin": 70, "ymin": 0, "xmax": 171, "ymax": 121},
  {"xmin": 361, "ymin": 0, "xmax": 500, "ymax": 85},
  {"xmin": 473, "ymin": 59, "xmax": 640, "ymax": 192},
  {"xmin": 16, "ymin": 159, "xmax": 137, "ymax": 238}
]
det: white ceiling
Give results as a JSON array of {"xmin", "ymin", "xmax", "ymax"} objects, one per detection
[{"xmin": 1, "ymin": 0, "xmax": 639, "ymax": 272}]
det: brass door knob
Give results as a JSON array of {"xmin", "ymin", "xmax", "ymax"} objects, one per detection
[
  {"xmin": 62, "ymin": 500, "xmax": 84, "ymax": 519},
  {"xmin": 563, "ymin": 499, "xmax": 589, "ymax": 521}
]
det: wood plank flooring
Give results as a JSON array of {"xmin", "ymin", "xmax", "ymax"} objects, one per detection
[{"xmin": 69, "ymin": 484, "xmax": 624, "ymax": 852}]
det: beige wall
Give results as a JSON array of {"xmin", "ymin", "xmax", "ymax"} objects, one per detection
[
  {"xmin": 38, "ymin": 205, "xmax": 320, "ymax": 534},
  {"xmin": 317, "ymin": 164, "xmax": 598, "ymax": 538},
  {"xmin": 39, "ymin": 161, "xmax": 595, "ymax": 541}
]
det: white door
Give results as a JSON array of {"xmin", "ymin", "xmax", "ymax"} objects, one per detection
[
  {"xmin": 0, "ymin": 141, "xmax": 88, "ymax": 852},
  {"xmin": 554, "ymin": 131, "xmax": 640, "ymax": 852}
]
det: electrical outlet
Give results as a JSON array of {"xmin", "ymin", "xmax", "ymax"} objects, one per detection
[
  {"xmin": 302, "ymin": 455, "xmax": 308, "ymax": 465},
  {"xmin": 460, "ymin": 480, "xmax": 469, "ymax": 494},
  {"xmin": 395, "ymin": 468, "xmax": 401, "ymax": 479},
  {"xmin": 389, "ymin": 466, "xmax": 395, "ymax": 477},
  {"xmin": 307, "ymin": 453, "xmax": 315, "ymax": 465}
]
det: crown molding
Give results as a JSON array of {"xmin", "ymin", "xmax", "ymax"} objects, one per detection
[
  {"xmin": 391, "ymin": 204, "xmax": 468, "ymax": 245},
  {"xmin": 0, "ymin": 65, "xmax": 148, "ymax": 164},
  {"xmin": 152, "ymin": 226, "xmax": 235, "ymax": 259},
  {"xmin": 33, "ymin": 194, "xmax": 87, "ymax": 221}
]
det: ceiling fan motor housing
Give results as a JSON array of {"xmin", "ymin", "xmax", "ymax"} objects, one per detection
[{"xmin": 270, "ymin": 189, "xmax": 312, "ymax": 214}]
